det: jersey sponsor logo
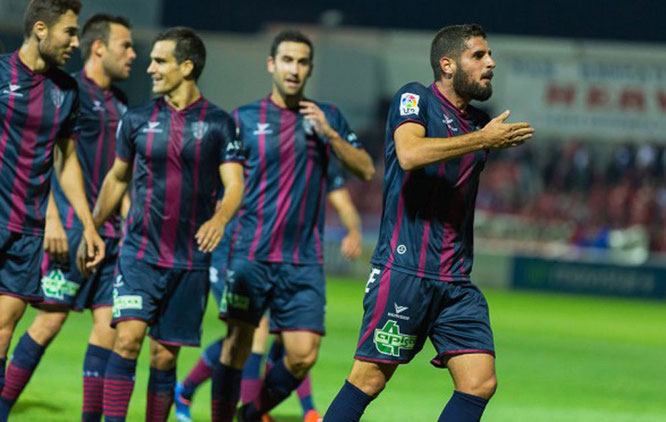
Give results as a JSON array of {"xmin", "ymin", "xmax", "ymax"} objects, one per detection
[
  {"xmin": 112, "ymin": 289, "xmax": 143, "ymax": 318},
  {"xmin": 2, "ymin": 83, "xmax": 23, "ymax": 98},
  {"xmin": 40, "ymin": 269, "xmax": 80, "ymax": 300},
  {"xmin": 225, "ymin": 291, "xmax": 250, "ymax": 310},
  {"xmin": 51, "ymin": 86, "xmax": 65, "ymax": 108},
  {"xmin": 396, "ymin": 244, "xmax": 407, "ymax": 255},
  {"xmin": 192, "ymin": 121, "xmax": 209, "ymax": 139},
  {"xmin": 374, "ymin": 320, "xmax": 416, "ymax": 357},
  {"xmin": 253, "ymin": 123, "xmax": 273, "ymax": 136},
  {"xmin": 400, "ymin": 93, "xmax": 420, "ymax": 116},
  {"xmin": 113, "ymin": 274, "xmax": 124, "ymax": 288},
  {"xmin": 347, "ymin": 132, "xmax": 358, "ymax": 143},
  {"xmin": 442, "ymin": 115, "xmax": 458, "ymax": 132},
  {"xmin": 142, "ymin": 121, "xmax": 163, "ymax": 133},
  {"xmin": 92, "ymin": 100, "xmax": 105, "ymax": 112},
  {"xmin": 226, "ymin": 140, "xmax": 242, "ymax": 152}
]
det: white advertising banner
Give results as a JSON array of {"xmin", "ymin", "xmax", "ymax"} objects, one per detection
[{"xmin": 503, "ymin": 56, "xmax": 666, "ymax": 142}]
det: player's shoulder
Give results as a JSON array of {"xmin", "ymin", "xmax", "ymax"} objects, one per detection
[
  {"xmin": 47, "ymin": 66, "xmax": 77, "ymax": 92},
  {"xmin": 394, "ymin": 81, "xmax": 430, "ymax": 97},
  {"xmin": 0, "ymin": 53, "xmax": 14, "ymax": 71},
  {"xmin": 203, "ymin": 100, "xmax": 232, "ymax": 121},
  {"xmin": 109, "ymin": 84, "xmax": 128, "ymax": 106},
  {"xmin": 234, "ymin": 98, "xmax": 264, "ymax": 117},
  {"xmin": 123, "ymin": 99, "xmax": 159, "ymax": 123},
  {"xmin": 314, "ymin": 100, "xmax": 343, "ymax": 118}
]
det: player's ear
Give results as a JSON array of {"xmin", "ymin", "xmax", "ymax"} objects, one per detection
[
  {"xmin": 267, "ymin": 55, "xmax": 275, "ymax": 74},
  {"xmin": 440, "ymin": 56, "xmax": 456, "ymax": 79},
  {"xmin": 92, "ymin": 39, "xmax": 106, "ymax": 58},
  {"xmin": 33, "ymin": 20, "xmax": 48, "ymax": 42},
  {"xmin": 181, "ymin": 59, "xmax": 195, "ymax": 79}
]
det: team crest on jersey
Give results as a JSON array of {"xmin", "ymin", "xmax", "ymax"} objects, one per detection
[
  {"xmin": 117, "ymin": 103, "xmax": 128, "ymax": 115},
  {"xmin": 192, "ymin": 121, "xmax": 209, "ymax": 139},
  {"xmin": 51, "ymin": 86, "xmax": 65, "ymax": 108},
  {"xmin": 400, "ymin": 93, "xmax": 420, "ymax": 116}
]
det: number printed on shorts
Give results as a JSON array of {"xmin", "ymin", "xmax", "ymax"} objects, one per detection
[{"xmin": 365, "ymin": 268, "xmax": 381, "ymax": 293}]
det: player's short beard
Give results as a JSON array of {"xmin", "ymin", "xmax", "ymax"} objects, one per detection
[
  {"xmin": 38, "ymin": 37, "xmax": 63, "ymax": 66},
  {"xmin": 453, "ymin": 67, "xmax": 493, "ymax": 102}
]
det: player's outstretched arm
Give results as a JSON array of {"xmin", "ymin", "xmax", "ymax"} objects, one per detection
[
  {"xmin": 195, "ymin": 162, "xmax": 244, "ymax": 253},
  {"xmin": 55, "ymin": 137, "xmax": 105, "ymax": 270},
  {"xmin": 43, "ymin": 191, "xmax": 69, "ymax": 263},
  {"xmin": 327, "ymin": 187, "xmax": 362, "ymax": 260},
  {"xmin": 299, "ymin": 101, "xmax": 375, "ymax": 181},
  {"xmin": 395, "ymin": 110, "xmax": 534, "ymax": 171}
]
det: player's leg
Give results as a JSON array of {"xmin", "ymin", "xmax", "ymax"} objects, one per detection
[
  {"xmin": 103, "ymin": 256, "xmax": 159, "ymax": 422},
  {"xmin": 0, "ymin": 296, "xmax": 29, "ymax": 420},
  {"xmin": 241, "ymin": 315, "xmax": 270, "ymax": 404},
  {"xmin": 147, "ymin": 339, "xmax": 180, "ymax": 421},
  {"xmin": 324, "ymin": 359, "xmax": 398, "ymax": 421},
  {"xmin": 0, "ymin": 230, "xmax": 44, "ymax": 394},
  {"xmin": 211, "ymin": 258, "xmax": 271, "ymax": 422},
  {"xmin": 238, "ymin": 264, "xmax": 326, "ymax": 420},
  {"xmin": 439, "ymin": 353, "xmax": 496, "ymax": 422},
  {"xmin": 430, "ymin": 282, "xmax": 496, "ymax": 422},
  {"xmin": 82, "ymin": 305, "xmax": 115, "ymax": 422},
  {"xmin": 0, "ymin": 305, "xmax": 68, "ymax": 417},
  {"xmin": 324, "ymin": 266, "xmax": 432, "ymax": 421}
]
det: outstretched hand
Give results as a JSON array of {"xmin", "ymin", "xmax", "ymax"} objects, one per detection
[{"xmin": 481, "ymin": 110, "xmax": 534, "ymax": 149}]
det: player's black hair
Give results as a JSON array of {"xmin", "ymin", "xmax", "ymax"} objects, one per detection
[
  {"xmin": 23, "ymin": 0, "xmax": 82, "ymax": 39},
  {"xmin": 153, "ymin": 27, "xmax": 206, "ymax": 80},
  {"xmin": 430, "ymin": 24, "xmax": 487, "ymax": 80},
  {"xmin": 270, "ymin": 30, "xmax": 314, "ymax": 62},
  {"xmin": 80, "ymin": 14, "xmax": 131, "ymax": 61}
]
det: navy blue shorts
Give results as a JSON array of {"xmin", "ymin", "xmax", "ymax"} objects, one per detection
[
  {"xmin": 39, "ymin": 229, "xmax": 119, "ymax": 311},
  {"xmin": 223, "ymin": 258, "xmax": 326, "ymax": 335},
  {"xmin": 0, "ymin": 227, "xmax": 44, "ymax": 302},
  {"xmin": 112, "ymin": 255, "xmax": 209, "ymax": 347},
  {"xmin": 355, "ymin": 266, "xmax": 494, "ymax": 368}
]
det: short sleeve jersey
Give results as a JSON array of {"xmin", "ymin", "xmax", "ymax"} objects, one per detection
[
  {"xmin": 370, "ymin": 82, "xmax": 490, "ymax": 281},
  {"xmin": 228, "ymin": 96, "xmax": 360, "ymax": 265},
  {"xmin": 0, "ymin": 51, "xmax": 79, "ymax": 236},
  {"xmin": 51, "ymin": 70, "xmax": 127, "ymax": 238},
  {"xmin": 116, "ymin": 96, "xmax": 244, "ymax": 270}
]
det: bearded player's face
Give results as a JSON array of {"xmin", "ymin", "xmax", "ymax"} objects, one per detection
[{"xmin": 452, "ymin": 36, "xmax": 495, "ymax": 102}]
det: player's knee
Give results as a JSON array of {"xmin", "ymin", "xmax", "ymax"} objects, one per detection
[
  {"xmin": 348, "ymin": 371, "xmax": 386, "ymax": 396},
  {"xmin": 28, "ymin": 313, "xmax": 67, "ymax": 343},
  {"xmin": 285, "ymin": 350, "xmax": 318, "ymax": 377},
  {"xmin": 457, "ymin": 373, "xmax": 497, "ymax": 400},
  {"xmin": 222, "ymin": 330, "xmax": 254, "ymax": 367},
  {"xmin": 113, "ymin": 330, "xmax": 143, "ymax": 358},
  {"xmin": 150, "ymin": 349, "xmax": 177, "ymax": 370}
]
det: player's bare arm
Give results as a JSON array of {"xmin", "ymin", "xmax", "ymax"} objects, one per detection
[
  {"xmin": 327, "ymin": 188, "xmax": 362, "ymax": 260},
  {"xmin": 394, "ymin": 110, "xmax": 534, "ymax": 171},
  {"xmin": 196, "ymin": 162, "xmax": 244, "ymax": 253},
  {"xmin": 299, "ymin": 100, "xmax": 375, "ymax": 181},
  {"xmin": 43, "ymin": 191, "xmax": 69, "ymax": 263},
  {"xmin": 55, "ymin": 136, "xmax": 105, "ymax": 270}
]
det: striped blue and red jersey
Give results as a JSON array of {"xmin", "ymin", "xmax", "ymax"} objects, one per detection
[
  {"xmin": 370, "ymin": 82, "xmax": 490, "ymax": 282},
  {"xmin": 228, "ymin": 96, "xmax": 360, "ymax": 265},
  {"xmin": 116, "ymin": 96, "xmax": 244, "ymax": 270},
  {"xmin": 0, "ymin": 51, "xmax": 79, "ymax": 236},
  {"xmin": 52, "ymin": 70, "xmax": 127, "ymax": 238}
]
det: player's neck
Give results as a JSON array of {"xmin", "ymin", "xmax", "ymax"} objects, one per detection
[
  {"xmin": 271, "ymin": 88, "xmax": 302, "ymax": 109},
  {"xmin": 18, "ymin": 38, "xmax": 50, "ymax": 74},
  {"xmin": 165, "ymin": 81, "xmax": 201, "ymax": 110},
  {"xmin": 435, "ymin": 79, "xmax": 468, "ymax": 112},
  {"xmin": 84, "ymin": 60, "xmax": 111, "ymax": 90}
]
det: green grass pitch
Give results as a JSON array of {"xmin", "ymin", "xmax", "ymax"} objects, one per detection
[{"xmin": 9, "ymin": 277, "xmax": 666, "ymax": 421}]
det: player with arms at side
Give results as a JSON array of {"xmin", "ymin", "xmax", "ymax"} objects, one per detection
[
  {"xmin": 210, "ymin": 30, "xmax": 374, "ymax": 422},
  {"xmin": 174, "ymin": 158, "xmax": 363, "ymax": 422},
  {"xmin": 0, "ymin": 1, "xmax": 106, "ymax": 420},
  {"xmin": 0, "ymin": 14, "xmax": 135, "ymax": 421},
  {"xmin": 80, "ymin": 27, "xmax": 244, "ymax": 421},
  {"xmin": 324, "ymin": 24, "xmax": 534, "ymax": 422}
]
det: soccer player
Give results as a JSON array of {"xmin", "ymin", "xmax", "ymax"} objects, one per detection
[
  {"xmin": 82, "ymin": 27, "xmax": 245, "ymax": 421},
  {"xmin": 210, "ymin": 30, "xmax": 375, "ymax": 422},
  {"xmin": 0, "ymin": 14, "xmax": 135, "ymax": 421},
  {"xmin": 174, "ymin": 163, "xmax": 363, "ymax": 422},
  {"xmin": 323, "ymin": 24, "xmax": 534, "ymax": 422},
  {"xmin": 0, "ymin": 0, "xmax": 106, "ymax": 418}
]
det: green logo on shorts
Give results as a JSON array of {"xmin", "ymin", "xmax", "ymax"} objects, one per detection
[
  {"xmin": 112, "ymin": 289, "xmax": 143, "ymax": 318},
  {"xmin": 374, "ymin": 320, "xmax": 416, "ymax": 357},
  {"xmin": 41, "ymin": 269, "xmax": 80, "ymax": 300},
  {"xmin": 225, "ymin": 292, "xmax": 250, "ymax": 311}
]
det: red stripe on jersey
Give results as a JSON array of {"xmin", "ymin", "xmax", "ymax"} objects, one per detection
[
  {"xmin": 248, "ymin": 99, "xmax": 269, "ymax": 261},
  {"xmin": 136, "ymin": 105, "xmax": 161, "ymax": 260}
]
